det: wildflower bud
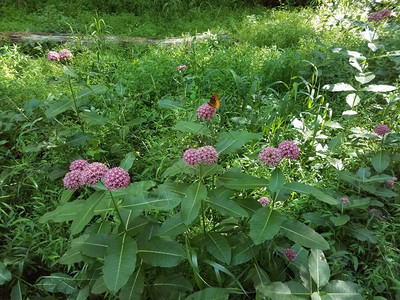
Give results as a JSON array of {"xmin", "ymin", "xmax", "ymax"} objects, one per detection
[
  {"xmin": 69, "ymin": 159, "xmax": 89, "ymax": 171},
  {"xmin": 386, "ymin": 180, "xmax": 395, "ymax": 188},
  {"xmin": 258, "ymin": 147, "xmax": 282, "ymax": 166},
  {"xmin": 374, "ymin": 124, "xmax": 390, "ymax": 136},
  {"xmin": 368, "ymin": 9, "xmax": 391, "ymax": 22},
  {"xmin": 341, "ymin": 198, "xmax": 349, "ymax": 205},
  {"xmin": 63, "ymin": 170, "xmax": 84, "ymax": 190},
  {"xmin": 197, "ymin": 104, "xmax": 216, "ymax": 120},
  {"xmin": 278, "ymin": 141, "xmax": 300, "ymax": 160},
  {"xmin": 81, "ymin": 162, "xmax": 109, "ymax": 186},
  {"xmin": 183, "ymin": 148, "xmax": 201, "ymax": 166},
  {"xmin": 59, "ymin": 49, "xmax": 73, "ymax": 60},
  {"xmin": 177, "ymin": 65, "xmax": 187, "ymax": 72},
  {"xmin": 47, "ymin": 51, "xmax": 60, "ymax": 61},
  {"xmin": 104, "ymin": 167, "xmax": 130, "ymax": 190},
  {"xmin": 198, "ymin": 146, "xmax": 218, "ymax": 165},
  {"xmin": 369, "ymin": 208, "xmax": 378, "ymax": 214},
  {"xmin": 284, "ymin": 248, "xmax": 297, "ymax": 260},
  {"xmin": 258, "ymin": 197, "xmax": 270, "ymax": 206}
]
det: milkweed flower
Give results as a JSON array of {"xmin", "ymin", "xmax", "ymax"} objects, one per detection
[
  {"xmin": 278, "ymin": 141, "xmax": 300, "ymax": 160},
  {"xmin": 177, "ymin": 65, "xmax": 187, "ymax": 72},
  {"xmin": 183, "ymin": 148, "xmax": 201, "ymax": 166},
  {"xmin": 59, "ymin": 49, "xmax": 73, "ymax": 60},
  {"xmin": 81, "ymin": 162, "xmax": 109, "ymax": 186},
  {"xmin": 369, "ymin": 208, "xmax": 378, "ymax": 214},
  {"xmin": 386, "ymin": 180, "xmax": 395, "ymax": 188},
  {"xmin": 47, "ymin": 51, "xmax": 60, "ymax": 61},
  {"xmin": 341, "ymin": 197, "xmax": 349, "ymax": 205},
  {"xmin": 199, "ymin": 146, "xmax": 218, "ymax": 165},
  {"xmin": 69, "ymin": 159, "xmax": 89, "ymax": 171},
  {"xmin": 259, "ymin": 147, "xmax": 282, "ymax": 166},
  {"xmin": 374, "ymin": 124, "xmax": 390, "ymax": 136},
  {"xmin": 104, "ymin": 167, "xmax": 130, "ymax": 190},
  {"xmin": 197, "ymin": 104, "xmax": 216, "ymax": 120},
  {"xmin": 258, "ymin": 197, "xmax": 270, "ymax": 206},
  {"xmin": 368, "ymin": 9, "xmax": 391, "ymax": 22},
  {"xmin": 63, "ymin": 170, "xmax": 84, "ymax": 190},
  {"xmin": 284, "ymin": 248, "xmax": 297, "ymax": 260}
]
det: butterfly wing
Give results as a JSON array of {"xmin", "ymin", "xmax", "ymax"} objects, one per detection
[{"xmin": 208, "ymin": 92, "xmax": 220, "ymax": 109}]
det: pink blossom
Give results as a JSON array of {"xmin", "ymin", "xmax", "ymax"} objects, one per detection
[
  {"xmin": 63, "ymin": 170, "xmax": 84, "ymax": 190},
  {"xmin": 183, "ymin": 148, "xmax": 201, "ymax": 166},
  {"xmin": 47, "ymin": 51, "xmax": 60, "ymax": 61},
  {"xmin": 258, "ymin": 147, "xmax": 282, "ymax": 166},
  {"xmin": 368, "ymin": 9, "xmax": 392, "ymax": 22},
  {"xmin": 104, "ymin": 167, "xmax": 130, "ymax": 190},
  {"xmin": 197, "ymin": 104, "xmax": 216, "ymax": 120},
  {"xmin": 386, "ymin": 180, "xmax": 395, "ymax": 188},
  {"xmin": 341, "ymin": 197, "xmax": 349, "ymax": 205},
  {"xmin": 374, "ymin": 124, "xmax": 390, "ymax": 136},
  {"xmin": 258, "ymin": 197, "xmax": 270, "ymax": 206},
  {"xmin": 199, "ymin": 146, "xmax": 218, "ymax": 165},
  {"xmin": 69, "ymin": 159, "xmax": 89, "ymax": 171},
  {"xmin": 59, "ymin": 49, "xmax": 73, "ymax": 60},
  {"xmin": 284, "ymin": 248, "xmax": 297, "ymax": 260},
  {"xmin": 369, "ymin": 208, "xmax": 378, "ymax": 214},
  {"xmin": 278, "ymin": 141, "xmax": 300, "ymax": 160},
  {"xmin": 177, "ymin": 65, "xmax": 187, "ymax": 72},
  {"xmin": 81, "ymin": 162, "xmax": 109, "ymax": 186}
]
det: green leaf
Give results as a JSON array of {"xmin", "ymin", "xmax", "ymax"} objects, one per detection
[
  {"xmin": 119, "ymin": 269, "xmax": 144, "ymax": 300},
  {"xmin": 249, "ymin": 207, "xmax": 285, "ymax": 245},
  {"xmin": 39, "ymin": 200, "xmax": 85, "ymax": 223},
  {"xmin": 181, "ymin": 181, "xmax": 207, "ymax": 225},
  {"xmin": 11, "ymin": 280, "xmax": 24, "ymax": 300},
  {"xmin": 66, "ymin": 132, "xmax": 93, "ymax": 146},
  {"xmin": 269, "ymin": 168, "xmax": 285, "ymax": 193},
  {"xmin": 247, "ymin": 264, "xmax": 271, "ymax": 289},
  {"xmin": 330, "ymin": 215, "xmax": 350, "ymax": 226},
  {"xmin": 153, "ymin": 274, "xmax": 193, "ymax": 295},
  {"xmin": 81, "ymin": 111, "xmax": 107, "ymax": 125},
  {"xmin": 216, "ymin": 168, "xmax": 268, "ymax": 190},
  {"xmin": 120, "ymin": 152, "xmax": 136, "ymax": 171},
  {"xmin": 162, "ymin": 159, "xmax": 194, "ymax": 178},
  {"xmin": 205, "ymin": 233, "xmax": 231, "ymax": 264},
  {"xmin": 355, "ymin": 73, "xmax": 375, "ymax": 85},
  {"xmin": 138, "ymin": 237, "xmax": 186, "ymax": 267},
  {"xmin": 309, "ymin": 249, "xmax": 330, "ymax": 288},
  {"xmin": 371, "ymin": 151, "xmax": 390, "ymax": 173},
  {"xmin": 174, "ymin": 121, "xmax": 210, "ymax": 135},
  {"xmin": 0, "ymin": 262, "xmax": 12, "ymax": 285},
  {"xmin": 185, "ymin": 287, "xmax": 229, "ymax": 300},
  {"xmin": 280, "ymin": 220, "xmax": 329, "ymax": 250},
  {"xmin": 206, "ymin": 198, "xmax": 248, "ymax": 218},
  {"xmin": 321, "ymin": 280, "xmax": 363, "ymax": 299},
  {"xmin": 158, "ymin": 99, "xmax": 183, "ymax": 109},
  {"xmin": 345, "ymin": 93, "xmax": 360, "ymax": 107},
  {"xmin": 71, "ymin": 233, "xmax": 114, "ymax": 258},
  {"xmin": 155, "ymin": 213, "xmax": 187, "ymax": 237},
  {"xmin": 60, "ymin": 189, "xmax": 74, "ymax": 204},
  {"xmin": 215, "ymin": 131, "xmax": 262, "ymax": 154},
  {"xmin": 39, "ymin": 273, "xmax": 77, "ymax": 295},
  {"xmin": 59, "ymin": 248, "xmax": 83, "ymax": 265},
  {"xmin": 347, "ymin": 224, "xmax": 377, "ymax": 244},
  {"xmin": 70, "ymin": 191, "xmax": 107, "ymax": 234},
  {"xmin": 363, "ymin": 84, "xmax": 396, "ymax": 92},
  {"xmin": 258, "ymin": 281, "xmax": 310, "ymax": 299},
  {"xmin": 285, "ymin": 182, "xmax": 337, "ymax": 205},
  {"xmin": 322, "ymin": 83, "xmax": 355, "ymax": 92},
  {"xmin": 45, "ymin": 98, "xmax": 73, "ymax": 118},
  {"xmin": 91, "ymin": 276, "xmax": 107, "ymax": 295},
  {"xmin": 231, "ymin": 239, "xmax": 260, "ymax": 266},
  {"xmin": 103, "ymin": 233, "xmax": 138, "ymax": 293},
  {"xmin": 63, "ymin": 66, "xmax": 79, "ymax": 78}
]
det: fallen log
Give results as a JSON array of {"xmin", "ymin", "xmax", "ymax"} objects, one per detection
[{"xmin": 0, "ymin": 31, "xmax": 227, "ymax": 46}]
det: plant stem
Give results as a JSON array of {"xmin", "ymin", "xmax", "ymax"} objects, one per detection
[
  {"xmin": 109, "ymin": 191, "xmax": 126, "ymax": 230},
  {"xmin": 68, "ymin": 76, "xmax": 84, "ymax": 132},
  {"xmin": 199, "ymin": 164, "xmax": 207, "ymax": 235}
]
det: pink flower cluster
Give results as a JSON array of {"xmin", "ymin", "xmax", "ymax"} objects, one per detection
[
  {"xmin": 385, "ymin": 176, "xmax": 398, "ymax": 189},
  {"xmin": 341, "ymin": 197, "xmax": 349, "ymax": 205},
  {"xmin": 197, "ymin": 104, "xmax": 216, "ymax": 120},
  {"xmin": 259, "ymin": 141, "xmax": 300, "ymax": 167},
  {"xmin": 284, "ymin": 248, "xmax": 297, "ymax": 260},
  {"xmin": 63, "ymin": 160, "xmax": 130, "ymax": 191},
  {"xmin": 374, "ymin": 124, "xmax": 390, "ymax": 136},
  {"xmin": 177, "ymin": 65, "xmax": 187, "ymax": 72},
  {"xmin": 258, "ymin": 197, "xmax": 270, "ymax": 206},
  {"xmin": 368, "ymin": 9, "xmax": 391, "ymax": 22},
  {"xmin": 183, "ymin": 146, "xmax": 218, "ymax": 166},
  {"xmin": 47, "ymin": 49, "xmax": 73, "ymax": 61}
]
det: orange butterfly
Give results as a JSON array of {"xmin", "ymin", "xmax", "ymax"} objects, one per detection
[{"xmin": 208, "ymin": 92, "xmax": 220, "ymax": 109}]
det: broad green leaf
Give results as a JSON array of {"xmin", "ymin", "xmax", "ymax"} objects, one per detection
[
  {"xmin": 81, "ymin": 111, "xmax": 107, "ymax": 125},
  {"xmin": 311, "ymin": 190, "xmax": 337, "ymax": 205},
  {"xmin": 303, "ymin": 212, "xmax": 330, "ymax": 226},
  {"xmin": 72, "ymin": 233, "xmax": 114, "ymax": 258},
  {"xmin": 247, "ymin": 264, "xmax": 271, "ymax": 289},
  {"xmin": 181, "ymin": 181, "xmax": 207, "ymax": 225},
  {"xmin": 342, "ymin": 110, "xmax": 357, "ymax": 116},
  {"xmin": 120, "ymin": 152, "xmax": 136, "ymax": 171},
  {"xmin": 280, "ymin": 220, "xmax": 329, "ymax": 250},
  {"xmin": 60, "ymin": 189, "xmax": 74, "ymax": 204},
  {"xmin": 322, "ymin": 83, "xmax": 355, "ymax": 92},
  {"xmin": 45, "ymin": 98, "xmax": 73, "ymax": 118},
  {"xmin": 138, "ymin": 237, "xmax": 186, "ymax": 267},
  {"xmin": 249, "ymin": 207, "xmax": 285, "ymax": 245},
  {"xmin": 321, "ymin": 280, "xmax": 363, "ymax": 300},
  {"xmin": 216, "ymin": 168, "xmax": 268, "ymax": 190},
  {"xmin": 153, "ymin": 274, "xmax": 193, "ymax": 296},
  {"xmin": 269, "ymin": 168, "xmax": 285, "ymax": 193},
  {"xmin": 285, "ymin": 182, "xmax": 336, "ymax": 205},
  {"xmin": 75, "ymin": 285, "xmax": 90, "ymax": 300},
  {"xmin": 330, "ymin": 215, "xmax": 350, "ymax": 226},
  {"xmin": 205, "ymin": 233, "xmax": 231, "ymax": 264},
  {"xmin": 309, "ymin": 249, "xmax": 330, "ymax": 288},
  {"xmin": 355, "ymin": 73, "xmax": 375, "ymax": 85},
  {"xmin": 66, "ymin": 132, "xmax": 93, "ymax": 146},
  {"xmin": 119, "ymin": 269, "xmax": 144, "ymax": 300},
  {"xmin": 162, "ymin": 159, "xmax": 194, "ymax": 178},
  {"xmin": 363, "ymin": 85, "xmax": 396, "ymax": 92},
  {"xmin": 374, "ymin": 188, "xmax": 398, "ymax": 198},
  {"xmin": 39, "ymin": 200, "xmax": 85, "ymax": 223},
  {"xmin": 371, "ymin": 151, "xmax": 390, "ymax": 173},
  {"xmin": 39, "ymin": 273, "xmax": 77, "ymax": 295},
  {"xmin": 155, "ymin": 213, "xmax": 187, "ymax": 237},
  {"xmin": 11, "ymin": 280, "xmax": 24, "ymax": 300},
  {"xmin": 158, "ymin": 99, "xmax": 183, "ymax": 109},
  {"xmin": 186, "ymin": 287, "xmax": 229, "ymax": 300},
  {"xmin": 63, "ymin": 66, "xmax": 79, "ymax": 78},
  {"xmin": 215, "ymin": 131, "xmax": 262, "ymax": 154},
  {"xmin": 347, "ymin": 225, "xmax": 377, "ymax": 244},
  {"xmin": 206, "ymin": 198, "xmax": 248, "ymax": 218},
  {"xmin": 174, "ymin": 121, "xmax": 210, "ymax": 135},
  {"xmin": 258, "ymin": 281, "xmax": 310, "ymax": 299},
  {"xmin": 0, "ymin": 262, "xmax": 12, "ymax": 285},
  {"xmin": 231, "ymin": 240, "xmax": 260, "ymax": 266},
  {"xmin": 345, "ymin": 94, "xmax": 360, "ymax": 107},
  {"xmin": 91, "ymin": 276, "xmax": 107, "ymax": 295},
  {"xmin": 196, "ymin": 164, "xmax": 223, "ymax": 178},
  {"xmin": 70, "ymin": 191, "xmax": 107, "ymax": 234},
  {"xmin": 59, "ymin": 248, "xmax": 83, "ymax": 265},
  {"xmin": 103, "ymin": 234, "xmax": 138, "ymax": 293}
]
